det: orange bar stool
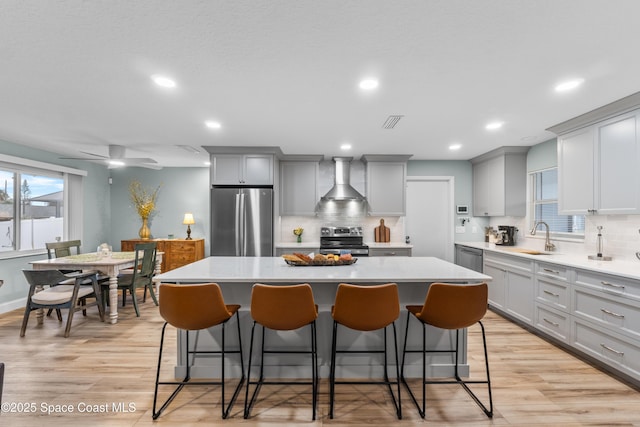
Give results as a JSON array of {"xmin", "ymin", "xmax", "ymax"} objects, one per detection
[
  {"xmin": 401, "ymin": 282, "xmax": 493, "ymax": 418},
  {"xmin": 152, "ymin": 283, "xmax": 244, "ymax": 420},
  {"xmin": 329, "ymin": 283, "xmax": 402, "ymax": 420},
  {"xmin": 244, "ymin": 283, "xmax": 318, "ymax": 420}
]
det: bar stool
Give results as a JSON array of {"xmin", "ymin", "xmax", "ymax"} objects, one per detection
[
  {"xmin": 152, "ymin": 283, "xmax": 244, "ymax": 420},
  {"xmin": 329, "ymin": 282, "xmax": 402, "ymax": 420},
  {"xmin": 401, "ymin": 282, "xmax": 493, "ymax": 418},
  {"xmin": 244, "ymin": 283, "xmax": 318, "ymax": 420}
]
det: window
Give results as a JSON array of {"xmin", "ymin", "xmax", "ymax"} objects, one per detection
[
  {"xmin": 0, "ymin": 154, "xmax": 86, "ymax": 255},
  {"xmin": 0, "ymin": 168, "xmax": 65, "ymax": 252},
  {"xmin": 530, "ymin": 168, "xmax": 584, "ymax": 238}
]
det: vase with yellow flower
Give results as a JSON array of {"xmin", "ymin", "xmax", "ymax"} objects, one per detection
[
  {"xmin": 129, "ymin": 180, "xmax": 161, "ymax": 239},
  {"xmin": 293, "ymin": 227, "xmax": 304, "ymax": 243}
]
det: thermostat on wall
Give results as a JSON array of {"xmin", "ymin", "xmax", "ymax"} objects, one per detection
[{"xmin": 456, "ymin": 205, "xmax": 469, "ymax": 215}]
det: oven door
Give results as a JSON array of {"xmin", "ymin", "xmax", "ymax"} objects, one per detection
[{"xmin": 319, "ymin": 247, "xmax": 369, "ymax": 257}]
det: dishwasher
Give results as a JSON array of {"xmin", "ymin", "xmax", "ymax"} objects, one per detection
[{"xmin": 455, "ymin": 244, "xmax": 484, "ymax": 273}]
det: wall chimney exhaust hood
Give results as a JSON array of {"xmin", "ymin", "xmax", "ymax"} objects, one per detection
[{"xmin": 321, "ymin": 157, "xmax": 365, "ymax": 201}]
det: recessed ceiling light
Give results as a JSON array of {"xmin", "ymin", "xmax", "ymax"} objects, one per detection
[
  {"xmin": 449, "ymin": 144, "xmax": 462, "ymax": 150},
  {"xmin": 485, "ymin": 121, "xmax": 504, "ymax": 130},
  {"xmin": 109, "ymin": 160, "xmax": 125, "ymax": 166},
  {"xmin": 555, "ymin": 78, "xmax": 585, "ymax": 92},
  {"xmin": 151, "ymin": 74, "xmax": 176, "ymax": 88},
  {"xmin": 359, "ymin": 78, "xmax": 379, "ymax": 91},
  {"xmin": 340, "ymin": 143, "xmax": 352, "ymax": 150},
  {"xmin": 205, "ymin": 121, "xmax": 222, "ymax": 129},
  {"xmin": 204, "ymin": 161, "xmax": 211, "ymax": 166}
]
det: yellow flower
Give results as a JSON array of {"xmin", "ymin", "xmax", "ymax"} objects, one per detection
[
  {"xmin": 293, "ymin": 227, "xmax": 304, "ymax": 236},
  {"xmin": 129, "ymin": 181, "xmax": 161, "ymax": 219}
]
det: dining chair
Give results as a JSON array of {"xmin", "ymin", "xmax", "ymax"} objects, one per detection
[
  {"xmin": 102, "ymin": 242, "xmax": 158, "ymax": 317},
  {"xmin": 401, "ymin": 282, "xmax": 493, "ymax": 418},
  {"xmin": 153, "ymin": 283, "xmax": 244, "ymax": 419},
  {"xmin": 329, "ymin": 282, "xmax": 402, "ymax": 420},
  {"xmin": 46, "ymin": 239, "xmax": 82, "ymax": 259},
  {"xmin": 244, "ymin": 283, "xmax": 319, "ymax": 420},
  {"xmin": 21, "ymin": 269, "xmax": 105, "ymax": 338}
]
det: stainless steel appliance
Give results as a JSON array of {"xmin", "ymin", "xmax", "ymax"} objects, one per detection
[
  {"xmin": 496, "ymin": 225, "xmax": 517, "ymax": 246},
  {"xmin": 455, "ymin": 245, "xmax": 483, "ymax": 273},
  {"xmin": 319, "ymin": 226, "xmax": 369, "ymax": 256},
  {"xmin": 210, "ymin": 186, "xmax": 273, "ymax": 256}
]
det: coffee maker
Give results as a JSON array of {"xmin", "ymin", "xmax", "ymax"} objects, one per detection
[{"xmin": 496, "ymin": 226, "xmax": 517, "ymax": 246}]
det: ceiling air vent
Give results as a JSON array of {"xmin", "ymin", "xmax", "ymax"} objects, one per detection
[{"xmin": 382, "ymin": 115, "xmax": 404, "ymax": 129}]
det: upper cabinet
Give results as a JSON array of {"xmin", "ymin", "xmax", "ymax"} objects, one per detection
[
  {"xmin": 362, "ymin": 155, "xmax": 412, "ymax": 216},
  {"xmin": 471, "ymin": 147, "xmax": 529, "ymax": 217},
  {"xmin": 280, "ymin": 157, "xmax": 322, "ymax": 216},
  {"xmin": 211, "ymin": 154, "xmax": 274, "ymax": 185},
  {"xmin": 549, "ymin": 93, "xmax": 640, "ymax": 215}
]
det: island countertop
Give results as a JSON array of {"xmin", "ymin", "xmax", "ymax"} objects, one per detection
[{"xmin": 154, "ymin": 255, "xmax": 490, "ymax": 284}]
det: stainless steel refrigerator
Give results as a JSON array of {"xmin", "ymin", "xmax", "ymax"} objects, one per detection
[{"xmin": 210, "ymin": 187, "xmax": 273, "ymax": 256}]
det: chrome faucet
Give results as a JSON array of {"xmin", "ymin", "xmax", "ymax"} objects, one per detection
[{"xmin": 530, "ymin": 221, "xmax": 556, "ymax": 252}]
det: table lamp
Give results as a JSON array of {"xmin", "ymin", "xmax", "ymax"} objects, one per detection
[{"xmin": 183, "ymin": 213, "xmax": 195, "ymax": 240}]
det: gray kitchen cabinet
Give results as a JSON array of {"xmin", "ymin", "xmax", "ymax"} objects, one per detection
[
  {"xmin": 471, "ymin": 147, "xmax": 528, "ymax": 217},
  {"xmin": 569, "ymin": 268, "xmax": 640, "ymax": 383},
  {"xmin": 368, "ymin": 247, "xmax": 412, "ymax": 257},
  {"xmin": 557, "ymin": 111, "xmax": 640, "ymax": 215},
  {"xmin": 550, "ymin": 96, "xmax": 640, "ymax": 215},
  {"xmin": 280, "ymin": 160, "xmax": 320, "ymax": 215},
  {"xmin": 362, "ymin": 155, "xmax": 411, "ymax": 216},
  {"xmin": 478, "ymin": 245, "xmax": 640, "ymax": 385},
  {"xmin": 483, "ymin": 252, "xmax": 534, "ymax": 324},
  {"xmin": 211, "ymin": 154, "xmax": 274, "ymax": 185}
]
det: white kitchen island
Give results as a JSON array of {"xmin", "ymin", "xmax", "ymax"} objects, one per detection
[{"xmin": 154, "ymin": 256, "xmax": 491, "ymax": 379}]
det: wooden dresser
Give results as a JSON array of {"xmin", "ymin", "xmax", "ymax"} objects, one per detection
[{"xmin": 121, "ymin": 238, "xmax": 205, "ymax": 272}]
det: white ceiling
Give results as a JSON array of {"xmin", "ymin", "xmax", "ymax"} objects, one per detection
[{"xmin": 2, "ymin": 0, "xmax": 640, "ymax": 168}]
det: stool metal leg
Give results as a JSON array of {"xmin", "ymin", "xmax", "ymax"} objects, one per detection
[
  {"xmin": 153, "ymin": 313, "xmax": 245, "ymax": 420},
  {"xmin": 244, "ymin": 321, "xmax": 318, "ymax": 420},
  {"xmin": 330, "ymin": 321, "xmax": 402, "ymax": 420},
  {"xmin": 401, "ymin": 313, "xmax": 493, "ymax": 419}
]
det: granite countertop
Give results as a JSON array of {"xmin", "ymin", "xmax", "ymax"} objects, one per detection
[{"xmin": 456, "ymin": 241, "xmax": 640, "ymax": 281}]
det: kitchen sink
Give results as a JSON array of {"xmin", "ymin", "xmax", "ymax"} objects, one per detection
[{"xmin": 502, "ymin": 247, "xmax": 553, "ymax": 255}]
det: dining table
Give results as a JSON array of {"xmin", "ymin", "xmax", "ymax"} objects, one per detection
[{"xmin": 30, "ymin": 251, "xmax": 163, "ymax": 324}]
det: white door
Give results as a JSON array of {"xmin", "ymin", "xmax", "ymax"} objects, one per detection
[{"xmin": 405, "ymin": 177, "xmax": 454, "ymax": 261}]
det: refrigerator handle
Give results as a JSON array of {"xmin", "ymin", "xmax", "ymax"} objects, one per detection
[
  {"xmin": 234, "ymin": 193, "xmax": 241, "ymax": 256},
  {"xmin": 238, "ymin": 192, "xmax": 246, "ymax": 256}
]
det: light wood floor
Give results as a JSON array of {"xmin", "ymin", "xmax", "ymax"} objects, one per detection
[{"xmin": 1, "ymin": 291, "xmax": 640, "ymax": 426}]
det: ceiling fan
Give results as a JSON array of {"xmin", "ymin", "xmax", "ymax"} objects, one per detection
[{"xmin": 60, "ymin": 144, "xmax": 162, "ymax": 170}]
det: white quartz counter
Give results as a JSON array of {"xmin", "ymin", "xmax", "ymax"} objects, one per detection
[
  {"xmin": 156, "ymin": 255, "xmax": 488, "ymax": 284},
  {"xmin": 457, "ymin": 241, "xmax": 640, "ymax": 281}
]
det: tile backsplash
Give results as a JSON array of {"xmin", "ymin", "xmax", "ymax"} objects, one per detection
[
  {"xmin": 491, "ymin": 215, "xmax": 640, "ymax": 262},
  {"xmin": 279, "ymin": 216, "xmax": 406, "ymax": 245}
]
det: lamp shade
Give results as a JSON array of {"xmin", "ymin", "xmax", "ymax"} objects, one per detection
[{"xmin": 183, "ymin": 213, "xmax": 195, "ymax": 225}]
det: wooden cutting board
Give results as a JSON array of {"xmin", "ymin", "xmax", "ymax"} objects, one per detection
[{"xmin": 374, "ymin": 218, "xmax": 390, "ymax": 242}]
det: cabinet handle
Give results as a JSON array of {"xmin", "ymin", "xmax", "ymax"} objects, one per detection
[
  {"xmin": 600, "ymin": 343, "xmax": 624, "ymax": 356},
  {"xmin": 543, "ymin": 268, "xmax": 561, "ymax": 275},
  {"xmin": 543, "ymin": 290, "xmax": 560, "ymax": 297},
  {"xmin": 543, "ymin": 318, "xmax": 559, "ymax": 327},
  {"xmin": 600, "ymin": 308, "xmax": 625, "ymax": 319},
  {"xmin": 601, "ymin": 281, "xmax": 625, "ymax": 290}
]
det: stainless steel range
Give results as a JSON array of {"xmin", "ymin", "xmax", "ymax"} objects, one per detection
[{"xmin": 319, "ymin": 226, "xmax": 369, "ymax": 256}]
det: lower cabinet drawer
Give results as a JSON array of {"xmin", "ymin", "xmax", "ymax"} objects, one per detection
[
  {"xmin": 536, "ymin": 277, "xmax": 569, "ymax": 311},
  {"xmin": 572, "ymin": 319, "xmax": 640, "ymax": 380},
  {"xmin": 535, "ymin": 303, "xmax": 570, "ymax": 341},
  {"xmin": 573, "ymin": 287, "xmax": 640, "ymax": 340}
]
